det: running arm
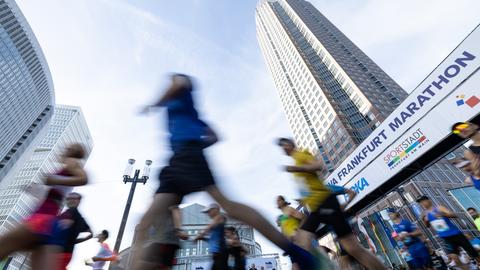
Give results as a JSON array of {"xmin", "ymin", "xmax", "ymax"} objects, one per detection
[
  {"xmin": 438, "ymin": 206, "xmax": 457, "ymax": 218},
  {"xmin": 343, "ymin": 188, "xmax": 357, "ymax": 206},
  {"xmin": 286, "ymin": 206, "xmax": 305, "ymax": 221},
  {"xmin": 76, "ymin": 228, "xmax": 93, "ymax": 244},
  {"xmin": 195, "ymin": 215, "xmax": 225, "ymax": 240}
]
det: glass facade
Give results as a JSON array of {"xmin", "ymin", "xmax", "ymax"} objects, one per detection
[
  {"xmin": 0, "ymin": 0, "xmax": 55, "ymax": 182},
  {"xmin": 449, "ymin": 186, "xmax": 480, "ymax": 212},
  {"xmin": 0, "ymin": 105, "xmax": 93, "ymax": 269}
]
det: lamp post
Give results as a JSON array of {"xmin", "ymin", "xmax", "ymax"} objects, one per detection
[{"xmin": 113, "ymin": 159, "xmax": 152, "ymax": 254}]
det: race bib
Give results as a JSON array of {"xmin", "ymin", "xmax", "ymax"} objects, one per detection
[{"xmin": 430, "ymin": 219, "xmax": 450, "ymax": 232}]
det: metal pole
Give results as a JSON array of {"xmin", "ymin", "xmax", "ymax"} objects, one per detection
[{"xmin": 113, "ymin": 169, "xmax": 140, "ymax": 254}]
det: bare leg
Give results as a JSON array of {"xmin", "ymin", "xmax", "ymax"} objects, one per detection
[
  {"xmin": 31, "ymin": 245, "xmax": 61, "ymax": 270},
  {"xmin": 291, "ymin": 229, "xmax": 315, "ymax": 252},
  {"xmin": 206, "ymin": 186, "xmax": 290, "ymax": 250},
  {"xmin": 338, "ymin": 234, "xmax": 386, "ymax": 270},
  {"xmin": 0, "ymin": 225, "xmax": 37, "ymax": 259},
  {"xmin": 339, "ymin": 255, "xmax": 353, "ymax": 270},
  {"xmin": 131, "ymin": 193, "xmax": 182, "ymax": 270}
]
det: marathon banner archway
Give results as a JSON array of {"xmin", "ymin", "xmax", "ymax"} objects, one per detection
[{"xmin": 325, "ymin": 23, "xmax": 480, "ymax": 208}]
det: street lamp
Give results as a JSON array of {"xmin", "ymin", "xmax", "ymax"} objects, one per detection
[{"xmin": 113, "ymin": 159, "xmax": 153, "ymax": 254}]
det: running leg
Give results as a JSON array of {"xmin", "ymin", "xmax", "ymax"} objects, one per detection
[
  {"xmin": 131, "ymin": 193, "xmax": 182, "ymax": 270},
  {"xmin": 206, "ymin": 186, "xmax": 317, "ymax": 269},
  {"xmin": 338, "ymin": 234, "xmax": 386, "ymax": 270},
  {"xmin": 0, "ymin": 225, "xmax": 37, "ymax": 259}
]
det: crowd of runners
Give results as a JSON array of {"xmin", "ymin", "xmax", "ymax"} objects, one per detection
[{"xmin": 0, "ymin": 74, "xmax": 478, "ymax": 270}]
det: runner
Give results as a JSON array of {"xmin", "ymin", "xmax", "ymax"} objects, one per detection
[
  {"xmin": 132, "ymin": 73, "xmax": 318, "ymax": 270},
  {"xmin": 277, "ymin": 195, "xmax": 304, "ymax": 240},
  {"xmin": 467, "ymin": 207, "xmax": 480, "ymax": 231},
  {"xmin": 451, "ymin": 122, "xmax": 480, "ymax": 156},
  {"xmin": 276, "ymin": 195, "xmax": 307, "ymax": 270},
  {"xmin": 225, "ymin": 226, "xmax": 247, "ymax": 270},
  {"xmin": 417, "ymin": 195, "xmax": 480, "ymax": 269},
  {"xmin": 50, "ymin": 192, "xmax": 93, "ymax": 270},
  {"xmin": 277, "ymin": 137, "xmax": 386, "ymax": 270},
  {"xmin": 387, "ymin": 209, "xmax": 433, "ymax": 270},
  {"xmin": 0, "ymin": 143, "xmax": 88, "ymax": 270},
  {"xmin": 85, "ymin": 230, "xmax": 117, "ymax": 270},
  {"xmin": 452, "ymin": 122, "xmax": 480, "ymax": 177},
  {"xmin": 136, "ymin": 205, "xmax": 188, "ymax": 270},
  {"xmin": 194, "ymin": 203, "xmax": 228, "ymax": 270}
]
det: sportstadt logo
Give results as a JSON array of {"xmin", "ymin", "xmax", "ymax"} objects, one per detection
[
  {"xmin": 456, "ymin": 94, "xmax": 480, "ymax": 108},
  {"xmin": 383, "ymin": 128, "xmax": 429, "ymax": 169}
]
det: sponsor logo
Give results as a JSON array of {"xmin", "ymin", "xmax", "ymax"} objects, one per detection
[
  {"xmin": 351, "ymin": 177, "xmax": 369, "ymax": 194},
  {"xmin": 456, "ymin": 94, "xmax": 480, "ymax": 108},
  {"xmin": 383, "ymin": 128, "xmax": 429, "ymax": 169}
]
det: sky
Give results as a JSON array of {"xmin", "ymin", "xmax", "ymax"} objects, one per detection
[{"xmin": 13, "ymin": 0, "xmax": 480, "ymax": 269}]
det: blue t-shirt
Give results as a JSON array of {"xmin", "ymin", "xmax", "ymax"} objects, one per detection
[
  {"xmin": 426, "ymin": 208, "xmax": 461, "ymax": 238},
  {"xmin": 392, "ymin": 219, "xmax": 421, "ymax": 246},
  {"xmin": 165, "ymin": 85, "xmax": 208, "ymax": 151},
  {"xmin": 471, "ymin": 175, "xmax": 480, "ymax": 191},
  {"xmin": 208, "ymin": 220, "xmax": 226, "ymax": 253}
]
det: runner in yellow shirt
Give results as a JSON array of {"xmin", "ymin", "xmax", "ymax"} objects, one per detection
[{"xmin": 277, "ymin": 138, "xmax": 386, "ymax": 270}]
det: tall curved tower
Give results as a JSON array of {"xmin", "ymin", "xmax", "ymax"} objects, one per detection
[{"xmin": 0, "ymin": 0, "xmax": 55, "ymax": 182}]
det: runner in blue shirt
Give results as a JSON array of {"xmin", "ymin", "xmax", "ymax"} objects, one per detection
[
  {"xmin": 417, "ymin": 195, "xmax": 480, "ymax": 268},
  {"xmin": 388, "ymin": 209, "xmax": 432, "ymax": 269}
]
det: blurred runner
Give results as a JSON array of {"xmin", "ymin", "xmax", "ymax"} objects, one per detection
[
  {"xmin": 225, "ymin": 226, "xmax": 247, "ymax": 270},
  {"xmin": 85, "ymin": 230, "xmax": 117, "ymax": 270},
  {"xmin": 452, "ymin": 157, "xmax": 480, "ymax": 192},
  {"xmin": 132, "ymin": 74, "xmax": 318, "ymax": 270},
  {"xmin": 388, "ymin": 209, "xmax": 433, "ymax": 270},
  {"xmin": 277, "ymin": 195, "xmax": 304, "ymax": 240},
  {"xmin": 0, "ymin": 143, "xmax": 88, "ymax": 270},
  {"xmin": 276, "ymin": 195, "xmax": 306, "ymax": 270},
  {"xmin": 50, "ymin": 192, "xmax": 93, "ymax": 270},
  {"xmin": 451, "ymin": 122, "xmax": 480, "ymax": 156},
  {"xmin": 194, "ymin": 203, "xmax": 228, "ymax": 270},
  {"xmin": 136, "ymin": 205, "xmax": 188, "ymax": 270},
  {"xmin": 417, "ymin": 195, "xmax": 480, "ymax": 269},
  {"xmin": 277, "ymin": 137, "xmax": 386, "ymax": 270}
]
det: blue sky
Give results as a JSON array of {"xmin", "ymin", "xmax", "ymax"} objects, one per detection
[{"xmin": 14, "ymin": 0, "xmax": 480, "ymax": 269}]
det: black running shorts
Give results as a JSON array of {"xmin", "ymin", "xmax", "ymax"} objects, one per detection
[
  {"xmin": 443, "ymin": 233, "xmax": 479, "ymax": 258},
  {"xmin": 301, "ymin": 194, "xmax": 352, "ymax": 238},
  {"xmin": 156, "ymin": 141, "xmax": 215, "ymax": 196}
]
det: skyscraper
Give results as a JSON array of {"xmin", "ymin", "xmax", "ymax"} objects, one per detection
[
  {"xmin": 256, "ymin": 0, "xmax": 407, "ymax": 171},
  {"xmin": 0, "ymin": 0, "xmax": 55, "ymax": 182},
  {"xmin": 0, "ymin": 105, "xmax": 93, "ymax": 269}
]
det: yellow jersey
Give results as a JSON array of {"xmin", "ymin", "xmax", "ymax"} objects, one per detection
[
  {"xmin": 291, "ymin": 149, "xmax": 331, "ymax": 212},
  {"xmin": 279, "ymin": 214, "xmax": 300, "ymax": 237}
]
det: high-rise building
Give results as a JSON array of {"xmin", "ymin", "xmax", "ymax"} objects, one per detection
[
  {"xmin": 256, "ymin": 0, "xmax": 477, "ymax": 266},
  {"xmin": 256, "ymin": 0, "xmax": 408, "ymax": 171},
  {"xmin": 0, "ymin": 105, "xmax": 93, "ymax": 270},
  {"xmin": 0, "ymin": 0, "xmax": 55, "ymax": 182}
]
